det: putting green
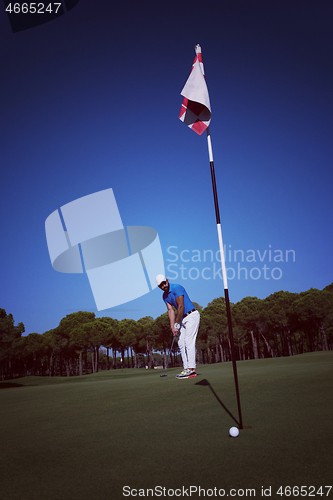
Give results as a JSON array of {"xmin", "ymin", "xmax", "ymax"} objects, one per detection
[{"xmin": 0, "ymin": 352, "xmax": 332, "ymax": 500}]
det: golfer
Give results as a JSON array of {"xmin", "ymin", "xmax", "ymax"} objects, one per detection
[{"xmin": 156, "ymin": 275, "xmax": 200, "ymax": 379}]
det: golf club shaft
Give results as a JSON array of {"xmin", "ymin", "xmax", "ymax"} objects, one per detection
[{"xmin": 165, "ymin": 336, "xmax": 175, "ymax": 371}]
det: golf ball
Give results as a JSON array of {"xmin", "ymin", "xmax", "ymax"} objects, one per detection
[{"xmin": 229, "ymin": 426, "xmax": 239, "ymax": 438}]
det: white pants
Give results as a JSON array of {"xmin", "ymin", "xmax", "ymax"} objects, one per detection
[{"xmin": 178, "ymin": 310, "xmax": 200, "ymax": 369}]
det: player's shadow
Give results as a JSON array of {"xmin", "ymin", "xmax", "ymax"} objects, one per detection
[{"xmin": 195, "ymin": 378, "xmax": 240, "ymax": 426}]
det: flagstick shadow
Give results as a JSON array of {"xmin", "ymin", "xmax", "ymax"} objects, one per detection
[{"xmin": 195, "ymin": 378, "xmax": 240, "ymax": 427}]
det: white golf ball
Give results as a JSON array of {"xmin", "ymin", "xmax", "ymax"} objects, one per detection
[{"xmin": 229, "ymin": 426, "xmax": 239, "ymax": 438}]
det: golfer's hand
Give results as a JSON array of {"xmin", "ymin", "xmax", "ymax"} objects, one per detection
[{"xmin": 172, "ymin": 328, "xmax": 178, "ymax": 337}]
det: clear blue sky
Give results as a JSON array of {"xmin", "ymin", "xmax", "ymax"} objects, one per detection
[{"xmin": 1, "ymin": 0, "xmax": 332, "ymax": 335}]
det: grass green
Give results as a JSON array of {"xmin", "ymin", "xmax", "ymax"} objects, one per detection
[{"xmin": 0, "ymin": 352, "xmax": 332, "ymax": 500}]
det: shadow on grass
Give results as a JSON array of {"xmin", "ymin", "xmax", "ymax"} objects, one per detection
[
  {"xmin": 0, "ymin": 382, "xmax": 26, "ymax": 389},
  {"xmin": 195, "ymin": 378, "xmax": 240, "ymax": 426}
]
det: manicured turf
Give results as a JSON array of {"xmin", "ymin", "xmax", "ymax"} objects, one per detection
[{"xmin": 0, "ymin": 352, "xmax": 332, "ymax": 500}]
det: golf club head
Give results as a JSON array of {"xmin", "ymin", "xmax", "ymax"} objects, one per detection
[{"xmin": 160, "ymin": 374, "xmax": 167, "ymax": 377}]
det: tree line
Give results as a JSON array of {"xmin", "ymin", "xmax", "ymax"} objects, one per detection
[{"xmin": 1, "ymin": 283, "xmax": 332, "ymax": 380}]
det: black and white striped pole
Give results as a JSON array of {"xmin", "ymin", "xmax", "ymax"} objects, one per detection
[{"xmin": 206, "ymin": 126, "xmax": 243, "ymax": 430}]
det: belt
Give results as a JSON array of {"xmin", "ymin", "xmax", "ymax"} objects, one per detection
[{"xmin": 183, "ymin": 308, "xmax": 196, "ymax": 318}]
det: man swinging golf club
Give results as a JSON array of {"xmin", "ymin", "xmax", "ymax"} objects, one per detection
[{"xmin": 156, "ymin": 274, "xmax": 200, "ymax": 379}]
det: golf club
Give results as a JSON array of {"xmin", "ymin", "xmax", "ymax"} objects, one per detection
[{"xmin": 160, "ymin": 336, "xmax": 176, "ymax": 377}]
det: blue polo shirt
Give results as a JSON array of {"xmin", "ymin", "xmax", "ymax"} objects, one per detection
[{"xmin": 163, "ymin": 283, "xmax": 195, "ymax": 315}]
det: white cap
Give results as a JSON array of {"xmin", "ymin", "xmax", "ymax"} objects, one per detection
[{"xmin": 156, "ymin": 274, "xmax": 166, "ymax": 286}]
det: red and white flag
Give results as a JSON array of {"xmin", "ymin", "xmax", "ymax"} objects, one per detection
[{"xmin": 179, "ymin": 44, "xmax": 212, "ymax": 136}]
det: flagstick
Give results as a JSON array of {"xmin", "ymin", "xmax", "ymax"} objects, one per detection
[{"xmin": 206, "ymin": 126, "xmax": 243, "ymax": 430}]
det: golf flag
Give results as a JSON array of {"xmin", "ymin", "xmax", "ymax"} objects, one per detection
[
  {"xmin": 179, "ymin": 44, "xmax": 212, "ymax": 136},
  {"xmin": 179, "ymin": 45, "xmax": 243, "ymax": 430}
]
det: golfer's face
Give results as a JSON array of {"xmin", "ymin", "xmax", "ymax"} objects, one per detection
[{"xmin": 159, "ymin": 280, "xmax": 169, "ymax": 293}]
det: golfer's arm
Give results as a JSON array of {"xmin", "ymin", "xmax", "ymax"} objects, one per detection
[
  {"xmin": 167, "ymin": 303, "xmax": 175, "ymax": 329},
  {"xmin": 175, "ymin": 296, "xmax": 184, "ymax": 324}
]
